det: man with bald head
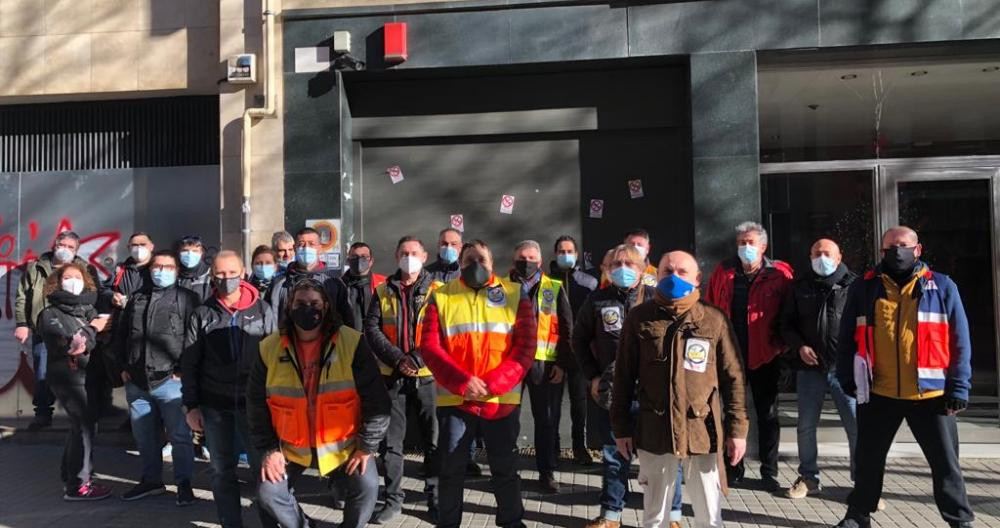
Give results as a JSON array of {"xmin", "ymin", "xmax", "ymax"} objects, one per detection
[
  {"xmin": 613, "ymin": 250, "xmax": 748, "ymax": 528},
  {"xmin": 833, "ymin": 227, "xmax": 973, "ymax": 528},
  {"xmin": 779, "ymin": 238, "xmax": 859, "ymax": 500}
]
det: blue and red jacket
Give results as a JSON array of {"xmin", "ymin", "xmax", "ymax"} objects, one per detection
[{"xmin": 836, "ymin": 263, "xmax": 972, "ymax": 402}]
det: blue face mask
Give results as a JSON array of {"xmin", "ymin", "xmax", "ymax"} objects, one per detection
[
  {"xmin": 737, "ymin": 244, "xmax": 759, "ymax": 265},
  {"xmin": 151, "ymin": 268, "xmax": 177, "ymax": 288},
  {"xmin": 439, "ymin": 245, "xmax": 459, "ymax": 264},
  {"xmin": 609, "ymin": 266, "xmax": 638, "ymax": 288},
  {"xmin": 179, "ymin": 250, "xmax": 202, "ymax": 269},
  {"xmin": 811, "ymin": 255, "xmax": 837, "ymax": 277},
  {"xmin": 296, "ymin": 247, "xmax": 318, "ymax": 266},
  {"xmin": 556, "ymin": 253, "xmax": 577, "ymax": 270},
  {"xmin": 657, "ymin": 274, "xmax": 696, "ymax": 299},
  {"xmin": 254, "ymin": 264, "xmax": 276, "ymax": 281},
  {"xmin": 278, "ymin": 258, "xmax": 292, "ymax": 270}
]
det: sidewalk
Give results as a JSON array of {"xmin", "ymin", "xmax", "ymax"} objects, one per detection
[{"xmin": 2, "ymin": 443, "xmax": 1000, "ymax": 528}]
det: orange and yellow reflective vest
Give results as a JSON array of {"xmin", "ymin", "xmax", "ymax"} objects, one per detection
[
  {"xmin": 533, "ymin": 274, "xmax": 562, "ymax": 362},
  {"xmin": 374, "ymin": 279, "xmax": 443, "ymax": 377}
]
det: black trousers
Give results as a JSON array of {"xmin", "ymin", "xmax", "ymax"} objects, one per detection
[
  {"xmin": 733, "ymin": 359, "xmax": 781, "ymax": 479},
  {"xmin": 380, "ymin": 375, "xmax": 438, "ymax": 509},
  {"xmin": 47, "ymin": 360, "xmax": 99, "ymax": 489},
  {"xmin": 847, "ymin": 394, "xmax": 974, "ymax": 524},
  {"xmin": 561, "ymin": 367, "xmax": 589, "ymax": 453},
  {"xmin": 525, "ymin": 362, "xmax": 564, "ymax": 476}
]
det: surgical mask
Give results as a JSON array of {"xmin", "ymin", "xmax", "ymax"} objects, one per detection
[
  {"xmin": 556, "ymin": 253, "xmax": 577, "ymax": 270},
  {"xmin": 657, "ymin": 274, "xmax": 696, "ymax": 299},
  {"xmin": 632, "ymin": 244, "xmax": 648, "ymax": 261},
  {"xmin": 737, "ymin": 244, "xmax": 759, "ymax": 265},
  {"xmin": 439, "ymin": 245, "xmax": 458, "ymax": 264},
  {"xmin": 278, "ymin": 258, "xmax": 293, "ymax": 270},
  {"xmin": 348, "ymin": 256, "xmax": 371, "ymax": 275},
  {"xmin": 131, "ymin": 245, "xmax": 150, "ymax": 262},
  {"xmin": 61, "ymin": 277, "xmax": 84, "ymax": 295},
  {"xmin": 461, "ymin": 261, "xmax": 491, "ymax": 289},
  {"xmin": 151, "ymin": 268, "xmax": 177, "ymax": 288},
  {"xmin": 882, "ymin": 246, "xmax": 918, "ymax": 275},
  {"xmin": 291, "ymin": 306, "xmax": 323, "ymax": 331},
  {"xmin": 609, "ymin": 266, "xmax": 638, "ymax": 288},
  {"xmin": 214, "ymin": 276, "xmax": 241, "ymax": 295},
  {"xmin": 399, "ymin": 256, "xmax": 423, "ymax": 274},
  {"xmin": 811, "ymin": 255, "xmax": 838, "ymax": 277},
  {"xmin": 53, "ymin": 247, "xmax": 75, "ymax": 263},
  {"xmin": 514, "ymin": 260, "xmax": 539, "ymax": 278},
  {"xmin": 253, "ymin": 264, "xmax": 276, "ymax": 281},
  {"xmin": 295, "ymin": 246, "xmax": 318, "ymax": 266},
  {"xmin": 179, "ymin": 250, "xmax": 202, "ymax": 269}
]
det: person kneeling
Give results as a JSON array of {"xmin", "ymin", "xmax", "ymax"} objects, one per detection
[{"xmin": 247, "ymin": 279, "xmax": 391, "ymax": 528}]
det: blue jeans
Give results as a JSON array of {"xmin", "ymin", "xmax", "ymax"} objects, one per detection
[
  {"xmin": 202, "ymin": 405, "xmax": 271, "ymax": 528},
  {"xmin": 125, "ymin": 379, "xmax": 193, "ymax": 484},
  {"xmin": 31, "ymin": 337, "xmax": 55, "ymax": 418},
  {"xmin": 796, "ymin": 369, "xmax": 857, "ymax": 482}
]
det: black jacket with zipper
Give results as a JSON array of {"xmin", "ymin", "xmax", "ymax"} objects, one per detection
[
  {"xmin": 113, "ymin": 284, "xmax": 200, "ymax": 390},
  {"xmin": 363, "ymin": 270, "xmax": 436, "ymax": 377},
  {"xmin": 779, "ymin": 264, "xmax": 857, "ymax": 371},
  {"xmin": 265, "ymin": 263, "xmax": 355, "ymax": 329},
  {"xmin": 37, "ymin": 290, "xmax": 99, "ymax": 379},
  {"xmin": 572, "ymin": 284, "xmax": 656, "ymax": 381},
  {"xmin": 178, "ymin": 260, "xmax": 214, "ymax": 304}
]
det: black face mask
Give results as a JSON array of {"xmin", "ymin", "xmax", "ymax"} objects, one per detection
[
  {"xmin": 290, "ymin": 306, "xmax": 323, "ymax": 331},
  {"xmin": 347, "ymin": 256, "xmax": 371, "ymax": 275},
  {"xmin": 882, "ymin": 246, "xmax": 918, "ymax": 275},
  {"xmin": 461, "ymin": 261, "xmax": 491, "ymax": 289},
  {"xmin": 513, "ymin": 260, "xmax": 539, "ymax": 279},
  {"xmin": 215, "ymin": 277, "xmax": 241, "ymax": 295}
]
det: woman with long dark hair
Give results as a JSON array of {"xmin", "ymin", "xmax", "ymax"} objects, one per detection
[
  {"xmin": 247, "ymin": 278, "xmax": 391, "ymax": 528},
  {"xmin": 36, "ymin": 262, "xmax": 113, "ymax": 500}
]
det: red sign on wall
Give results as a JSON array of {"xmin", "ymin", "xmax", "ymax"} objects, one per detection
[{"xmin": 384, "ymin": 22, "xmax": 408, "ymax": 63}]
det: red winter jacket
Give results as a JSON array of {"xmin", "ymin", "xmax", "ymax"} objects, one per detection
[
  {"xmin": 420, "ymin": 291, "xmax": 537, "ymax": 420},
  {"xmin": 705, "ymin": 257, "xmax": 793, "ymax": 371}
]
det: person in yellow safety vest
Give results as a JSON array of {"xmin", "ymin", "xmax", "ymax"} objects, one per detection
[
  {"xmin": 363, "ymin": 235, "xmax": 444, "ymax": 524},
  {"xmin": 507, "ymin": 239, "xmax": 577, "ymax": 494},
  {"xmin": 420, "ymin": 239, "xmax": 538, "ymax": 528},
  {"xmin": 624, "ymin": 228, "xmax": 659, "ymax": 287},
  {"xmin": 247, "ymin": 278, "xmax": 391, "ymax": 528}
]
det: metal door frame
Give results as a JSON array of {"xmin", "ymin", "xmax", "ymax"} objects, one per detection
[{"xmin": 761, "ymin": 155, "xmax": 1000, "ymax": 421}]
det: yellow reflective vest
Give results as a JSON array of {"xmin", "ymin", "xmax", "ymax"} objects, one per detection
[
  {"xmin": 533, "ymin": 274, "xmax": 562, "ymax": 362},
  {"xmin": 374, "ymin": 278, "xmax": 442, "ymax": 377}
]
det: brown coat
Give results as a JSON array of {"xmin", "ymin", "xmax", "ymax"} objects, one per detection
[{"xmin": 611, "ymin": 297, "xmax": 749, "ymax": 492}]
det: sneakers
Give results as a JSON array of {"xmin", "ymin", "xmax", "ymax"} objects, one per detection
[
  {"xmin": 175, "ymin": 481, "xmax": 195, "ymax": 507},
  {"xmin": 584, "ymin": 517, "xmax": 621, "ymax": 528},
  {"xmin": 121, "ymin": 480, "xmax": 166, "ymax": 501},
  {"xmin": 64, "ymin": 480, "xmax": 113, "ymax": 501},
  {"xmin": 27, "ymin": 415, "xmax": 52, "ymax": 431},
  {"xmin": 539, "ymin": 473, "xmax": 560, "ymax": 494},
  {"xmin": 785, "ymin": 476, "xmax": 822, "ymax": 499},
  {"xmin": 834, "ymin": 511, "xmax": 871, "ymax": 528},
  {"xmin": 877, "ymin": 498, "xmax": 887, "ymax": 511},
  {"xmin": 370, "ymin": 503, "xmax": 402, "ymax": 524}
]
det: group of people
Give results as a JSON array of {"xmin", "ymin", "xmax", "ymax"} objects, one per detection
[{"xmin": 12, "ymin": 220, "xmax": 976, "ymax": 528}]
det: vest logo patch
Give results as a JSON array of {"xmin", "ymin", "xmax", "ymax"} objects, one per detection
[
  {"xmin": 487, "ymin": 286, "xmax": 506, "ymax": 307},
  {"xmin": 641, "ymin": 274, "xmax": 657, "ymax": 287},
  {"xmin": 601, "ymin": 307, "xmax": 622, "ymax": 332},
  {"xmin": 684, "ymin": 338, "xmax": 710, "ymax": 373}
]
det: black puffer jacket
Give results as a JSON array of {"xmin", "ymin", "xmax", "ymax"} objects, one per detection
[
  {"xmin": 572, "ymin": 284, "xmax": 655, "ymax": 381},
  {"xmin": 178, "ymin": 260, "xmax": 213, "ymax": 304},
  {"xmin": 425, "ymin": 259, "xmax": 460, "ymax": 284},
  {"xmin": 113, "ymin": 284, "xmax": 200, "ymax": 390},
  {"xmin": 105, "ymin": 258, "xmax": 151, "ymax": 297},
  {"xmin": 37, "ymin": 290, "xmax": 99, "ymax": 375},
  {"xmin": 364, "ymin": 270, "xmax": 437, "ymax": 376},
  {"xmin": 182, "ymin": 281, "xmax": 277, "ymax": 410},
  {"xmin": 549, "ymin": 261, "xmax": 598, "ymax": 316},
  {"xmin": 266, "ymin": 263, "xmax": 354, "ymax": 329},
  {"xmin": 779, "ymin": 264, "xmax": 857, "ymax": 371}
]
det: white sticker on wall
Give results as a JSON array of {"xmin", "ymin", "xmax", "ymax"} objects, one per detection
[{"xmin": 294, "ymin": 47, "xmax": 332, "ymax": 73}]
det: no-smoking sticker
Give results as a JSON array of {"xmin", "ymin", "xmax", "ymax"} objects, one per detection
[
  {"xmin": 450, "ymin": 214, "xmax": 465, "ymax": 232},
  {"xmin": 500, "ymin": 194, "xmax": 515, "ymax": 215},
  {"xmin": 589, "ymin": 199, "xmax": 604, "ymax": 219},
  {"xmin": 628, "ymin": 179, "xmax": 644, "ymax": 199},
  {"xmin": 387, "ymin": 165, "xmax": 404, "ymax": 184}
]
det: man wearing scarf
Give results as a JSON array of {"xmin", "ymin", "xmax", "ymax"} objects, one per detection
[{"xmin": 611, "ymin": 250, "xmax": 748, "ymax": 528}]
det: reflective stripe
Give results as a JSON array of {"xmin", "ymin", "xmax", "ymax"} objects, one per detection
[
  {"xmin": 283, "ymin": 443, "xmax": 312, "ymax": 457},
  {"xmin": 444, "ymin": 321, "xmax": 513, "ymax": 337},
  {"xmin": 436, "ymin": 383, "xmax": 522, "ymax": 406},
  {"xmin": 917, "ymin": 367, "xmax": 947, "ymax": 379},
  {"xmin": 917, "ymin": 311, "xmax": 948, "ymax": 324},
  {"xmin": 267, "ymin": 386, "xmax": 306, "ymax": 398},
  {"xmin": 317, "ymin": 436, "xmax": 356, "ymax": 458},
  {"xmin": 318, "ymin": 380, "xmax": 356, "ymax": 394}
]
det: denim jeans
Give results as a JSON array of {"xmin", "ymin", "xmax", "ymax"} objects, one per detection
[
  {"xmin": 201, "ymin": 405, "xmax": 272, "ymax": 528},
  {"xmin": 796, "ymin": 369, "xmax": 857, "ymax": 482},
  {"xmin": 125, "ymin": 379, "xmax": 194, "ymax": 484},
  {"xmin": 259, "ymin": 458, "xmax": 378, "ymax": 528},
  {"xmin": 31, "ymin": 337, "xmax": 56, "ymax": 418}
]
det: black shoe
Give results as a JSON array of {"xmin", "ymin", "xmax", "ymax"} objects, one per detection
[
  {"xmin": 539, "ymin": 474, "xmax": 560, "ymax": 494},
  {"xmin": 950, "ymin": 523, "xmax": 973, "ymax": 528},
  {"xmin": 761, "ymin": 476, "xmax": 782, "ymax": 493},
  {"xmin": 573, "ymin": 448, "xmax": 594, "ymax": 466},
  {"xmin": 834, "ymin": 511, "xmax": 871, "ymax": 528},
  {"xmin": 466, "ymin": 461, "xmax": 483, "ymax": 477},
  {"xmin": 121, "ymin": 480, "xmax": 166, "ymax": 501},
  {"xmin": 27, "ymin": 415, "xmax": 52, "ymax": 431},
  {"xmin": 175, "ymin": 481, "xmax": 195, "ymax": 506},
  {"xmin": 727, "ymin": 474, "xmax": 744, "ymax": 488},
  {"xmin": 370, "ymin": 503, "xmax": 401, "ymax": 524},
  {"xmin": 428, "ymin": 501, "xmax": 440, "ymax": 524}
]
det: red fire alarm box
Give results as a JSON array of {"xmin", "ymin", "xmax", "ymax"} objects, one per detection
[{"xmin": 384, "ymin": 22, "xmax": 407, "ymax": 63}]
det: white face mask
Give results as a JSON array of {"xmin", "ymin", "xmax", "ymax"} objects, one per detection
[
  {"xmin": 632, "ymin": 244, "xmax": 648, "ymax": 261},
  {"xmin": 54, "ymin": 247, "xmax": 75, "ymax": 263},
  {"xmin": 399, "ymin": 255, "xmax": 423, "ymax": 274},
  {"xmin": 131, "ymin": 245, "xmax": 150, "ymax": 262},
  {"xmin": 61, "ymin": 277, "xmax": 84, "ymax": 295}
]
